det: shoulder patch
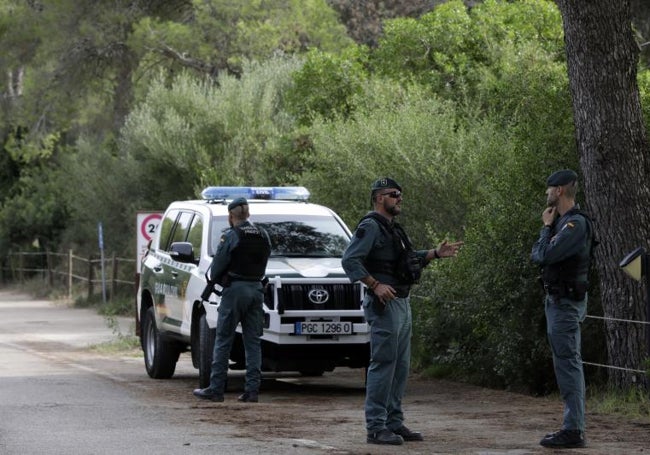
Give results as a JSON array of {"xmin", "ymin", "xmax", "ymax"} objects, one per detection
[
  {"xmin": 219, "ymin": 234, "xmax": 226, "ymax": 243},
  {"xmin": 355, "ymin": 228, "xmax": 366, "ymax": 239}
]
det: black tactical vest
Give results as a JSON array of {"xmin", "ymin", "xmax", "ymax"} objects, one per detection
[
  {"xmin": 541, "ymin": 207, "xmax": 595, "ymax": 286},
  {"xmin": 228, "ymin": 222, "xmax": 270, "ymax": 279},
  {"xmin": 359, "ymin": 212, "xmax": 421, "ymax": 286}
]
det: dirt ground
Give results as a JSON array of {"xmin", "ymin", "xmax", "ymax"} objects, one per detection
[{"xmin": 102, "ymin": 350, "xmax": 649, "ymax": 455}]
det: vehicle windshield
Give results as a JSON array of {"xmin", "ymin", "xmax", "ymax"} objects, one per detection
[{"xmin": 209, "ymin": 214, "xmax": 350, "ymax": 257}]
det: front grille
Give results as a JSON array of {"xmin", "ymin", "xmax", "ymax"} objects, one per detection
[{"xmin": 265, "ymin": 283, "xmax": 362, "ymax": 311}]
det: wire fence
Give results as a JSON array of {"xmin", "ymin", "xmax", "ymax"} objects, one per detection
[
  {"xmin": 1, "ymin": 250, "xmax": 136, "ymax": 302},
  {"xmin": 410, "ymin": 291, "xmax": 649, "ymax": 379},
  {"xmin": 582, "ymin": 314, "xmax": 649, "ymax": 376}
]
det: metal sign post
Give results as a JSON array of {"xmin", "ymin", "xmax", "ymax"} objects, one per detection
[{"xmin": 98, "ymin": 222, "xmax": 107, "ymax": 305}]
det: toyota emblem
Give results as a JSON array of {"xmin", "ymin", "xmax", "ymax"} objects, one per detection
[{"xmin": 308, "ymin": 288, "xmax": 329, "ymax": 305}]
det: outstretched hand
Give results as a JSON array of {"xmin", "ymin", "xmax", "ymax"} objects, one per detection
[{"xmin": 437, "ymin": 240, "xmax": 464, "ymax": 258}]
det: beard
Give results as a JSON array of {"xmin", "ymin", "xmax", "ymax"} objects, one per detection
[
  {"xmin": 546, "ymin": 194, "xmax": 558, "ymax": 207},
  {"xmin": 386, "ymin": 202, "xmax": 401, "ymax": 216}
]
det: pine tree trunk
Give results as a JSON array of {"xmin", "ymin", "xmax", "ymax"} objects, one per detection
[{"xmin": 555, "ymin": 0, "xmax": 650, "ymax": 387}]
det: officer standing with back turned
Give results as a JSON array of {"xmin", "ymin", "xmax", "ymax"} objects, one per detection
[
  {"xmin": 342, "ymin": 177, "xmax": 462, "ymax": 446},
  {"xmin": 194, "ymin": 197, "xmax": 271, "ymax": 403},
  {"xmin": 531, "ymin": 169, "xmax": 595, "ymax": 449}
]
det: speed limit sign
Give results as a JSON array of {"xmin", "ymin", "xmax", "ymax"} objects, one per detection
[{"xmin": 136, "ymin": 212, "xmax": 162, "ymax": 273}]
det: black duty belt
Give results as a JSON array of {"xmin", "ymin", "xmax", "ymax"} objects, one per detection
[
  {"xmin": 543, "ymin": 284, "xmax": 564, "ymax": 295},
  {"xmin": 229, "ymin": 276, "xmax": 263, "ymax": 282}
]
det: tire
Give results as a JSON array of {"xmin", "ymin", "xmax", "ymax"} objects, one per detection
[
  {"xmin": 198, "ymin": 313, "xmax": 216, "ymax": 388},
  {"xmin": 142, "ymin": 306, "xmax": 179, "ymax": 379}
]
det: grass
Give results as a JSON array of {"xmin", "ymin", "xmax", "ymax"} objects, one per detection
[
  {"xmin": 588, "ymin": 386, "xmax": 650, "ymax": 421},
  {"xmin": 88, "ymin": 334, "xmax": 142, "ymax": 356}
]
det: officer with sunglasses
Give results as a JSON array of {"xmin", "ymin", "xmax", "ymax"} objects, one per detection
[{"xmin": 342, "ymin": 177, "xmax": 462, "ymax": 446}]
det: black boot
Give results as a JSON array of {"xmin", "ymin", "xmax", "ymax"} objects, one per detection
[{"xmin": 540, "ymin": 429, "xmax": 586, "ymax": 448}]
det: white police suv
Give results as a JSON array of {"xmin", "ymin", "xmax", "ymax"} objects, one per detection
[{"xmin": 136, "ymin": 186, "xmax": 369, "ymax": 387}]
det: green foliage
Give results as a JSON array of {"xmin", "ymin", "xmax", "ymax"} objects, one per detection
[
  {"xmin": 129, "ymin": 0, "xmax": 353, "ymax": 80},
  {"xmin": 393, "ymin": 1, "xmax": 580, "ymax": 392},
  {"xmin": 299, "ymin": 0, "xmax": 596, "ymax": 393},
  {"xmin": 285, "ymin": 46, "xmax": 368, "ymax": 125},
  {"xmin": 57, "ymin": 136, "xmax": 144, "ymax": 255},
  {"xmin": 372, "ymin": 0, "xmax": 479, "ymax": 92},
  {"xmin": 0, "ymin": 129, "xmax": 69, "ymax": 254},
  {"xmin": 372, "ymin": 0, "xmax": 564, "ymax": 99},
  {"xmin": 302, "ymin": 79, "xmax": 477, "ymax": 245},
  {"xmin": 59, "ymin": 56, "xmax": 303, "ymax": 256},
  {"xmin": 122, "ymin": 56, "xmax": 302, "ymax": 193}
]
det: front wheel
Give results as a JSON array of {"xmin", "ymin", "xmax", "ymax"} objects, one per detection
[
  {"xmin": 198, "ymin": 313, "xmax": 215, "ymax": 388},
  {"xmin": 142, "ymin": 306, "xmax": 179, "ymax": 379}
]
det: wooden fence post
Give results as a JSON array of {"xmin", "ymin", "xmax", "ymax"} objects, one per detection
[
  {"xmin": 18, "ymin": 253, "xmax": 24, "ymax": 282},
  {"xmin": 111, "ymin": 253, "xmax": 117, "ymax": 301},
  {"xmin": 87, "ymin": 255, "xmax": 94, "ymax": 299},
  {"xmin": 46, "ymin": 250, "xmax": 54, "ymax": 287}
]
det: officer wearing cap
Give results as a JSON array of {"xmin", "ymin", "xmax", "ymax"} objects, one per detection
[
  {"xmin": 342, "ymin": 177, "xmax": 463, "ymax": 445},
  {"xmin": 531, "ymin": 169, "xmax": 596, "ymax": 448},
  {"xmin": 194, "ymin": 197, "xmax": 271, "ymax": 403}
]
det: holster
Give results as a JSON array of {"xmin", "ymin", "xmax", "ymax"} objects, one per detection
[{"xmin": 543, "ymin": 281, "xmax": 587, "ymax": 301}]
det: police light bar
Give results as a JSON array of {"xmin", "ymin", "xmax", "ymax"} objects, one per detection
[{"xmin": 201, "ymin": 186, "xmax": 310, "ymax": 202}]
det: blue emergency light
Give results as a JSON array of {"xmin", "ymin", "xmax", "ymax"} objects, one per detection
[{"xmin": 200, "ymin": 186, "xmax": 310, "ymax": 202}]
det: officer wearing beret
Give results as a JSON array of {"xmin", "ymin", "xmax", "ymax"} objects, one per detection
[
  {"xmin": 531, "ymin": 169, "xmax": 595, "ymax": 448},
  {"xmin": 194, "ymin": 197, "xmax": 271, "ymax": 403},
  {"xmin": 342, "ymin": 177, "xmax": 463, "ymax": 445}
]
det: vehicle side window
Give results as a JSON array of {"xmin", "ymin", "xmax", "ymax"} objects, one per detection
[
  {"xmin": 158, "ymin": 209, "xmax": 179, "ymax": 251},
  {"xmin": 209, "ymin": 217, "xmax": 229, "ymax": 256},
  {"xmin": 169, "ymin": 211, "xmax": 194, "ymax": 247},
  {"xmin": 186, "ymin": 215, "xmax": 203, "ymax": 262}
]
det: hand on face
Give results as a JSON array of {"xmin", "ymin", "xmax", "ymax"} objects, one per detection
[{"xmin": 542, "ymin": 206, "xmax": 557, "ymax": 226}]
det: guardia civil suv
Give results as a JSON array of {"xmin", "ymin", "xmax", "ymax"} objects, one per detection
[{"xmin": 136, "ymin": 186, "xmax": 369, "ymax": 387}]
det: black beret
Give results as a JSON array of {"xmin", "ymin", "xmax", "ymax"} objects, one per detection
[
  {"xmin": 546, "ymin": 169, "xmax": 577, "ymax": 187},
  {"xmin": 227, "ymin": 197, "xmax": 248, "ymax": 211},
  {"xmin": 371, "ymin": 177, "xmax": 402, "ymax": 192}
]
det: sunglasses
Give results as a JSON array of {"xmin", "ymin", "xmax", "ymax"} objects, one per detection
[{"xmin": 380, "ymin": 191, "xmax": 402, "ymax": 199}]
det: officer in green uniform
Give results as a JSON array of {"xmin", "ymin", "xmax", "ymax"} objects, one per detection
[
  {"xmin": 342, "ymin": 178, "xmax": 462, "ymax": 445},
  {"xmin": 531, "ymin": 169, "xmax": 595, "ymax": 449},
  {"xmin": 194, "ymin": 197, "xmax": 271, "ymax": 403}
]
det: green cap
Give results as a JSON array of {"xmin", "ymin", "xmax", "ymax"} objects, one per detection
[
  {"xmin": 371, "ymin": 177, "xmax": 402, "ymax": 192},
  {"xmin": 227, "ymin": 197, "xmax": 248, "ymax": 211},
  {"xmin": 546, "ymin": 169, "xmax": 577, "ymax": 186}
]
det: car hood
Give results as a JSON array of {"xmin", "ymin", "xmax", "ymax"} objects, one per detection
[{"xmin": 266, "ymin": 257, "xmax": 346, "ymax": 278}]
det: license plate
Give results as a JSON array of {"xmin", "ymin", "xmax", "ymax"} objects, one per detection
[{"xmin": 294, "ymin": 321, "xmax": 353, "ymax": 335}]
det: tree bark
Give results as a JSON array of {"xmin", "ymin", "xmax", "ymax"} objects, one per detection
[{"xmin": 555, "ymin": 0, "xmax": 650, "ymax": 387}]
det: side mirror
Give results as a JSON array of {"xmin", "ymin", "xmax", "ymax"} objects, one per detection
[
  {"xmin": 620, "ymin": 246, "xmax": 646, "ymax": 282},
  {"xmin": 170, "ymin": 241, "xmax": 196, "ymax": 264}
]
